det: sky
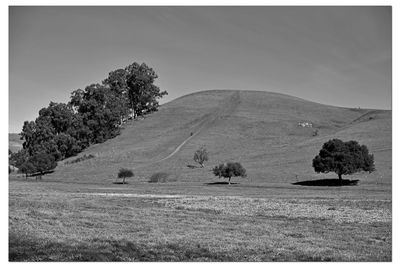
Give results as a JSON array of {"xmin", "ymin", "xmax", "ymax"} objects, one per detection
[{"xmin": 9, "ymin": 6, "xmax": 392, "ymax": 133}]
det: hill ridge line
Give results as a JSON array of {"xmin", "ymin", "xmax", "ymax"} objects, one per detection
[{"xmin": 136, "ymin": 91, "xmax": 241, "ymax": 168}]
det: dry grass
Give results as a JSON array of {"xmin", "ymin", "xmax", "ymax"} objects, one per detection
[
  {"xmin": 156, "ymin": 196, "xmax": 391, "ymax": 224},
  {"xmin": 9, "ymin": 90, "xmax": 391, "ymax": 261},
  {"xmin": 40, "ymin": 90, "xmax": 390, "ymax": 191},
  {"xmin": 9, "ymin": 180, "xmax": 391, "ymax": 262}
]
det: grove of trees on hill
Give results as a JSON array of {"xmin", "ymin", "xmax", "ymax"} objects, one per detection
[
  {"xmin": 9, "ymin": 62, "xmax": 167, "ymax": 176},
  {"xmin": 312, "ymin": 139, "xmax": 375, "ymax": 181}
]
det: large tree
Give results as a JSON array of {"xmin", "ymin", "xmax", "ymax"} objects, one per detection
[
  {"xmin": 20, "ymin": 153, "xmax": 57, "ymax": 178},
  {"xmin": 9, "ymin": 149, "xmax": 29, "ymax": 169},
  {"xmin": 38, "ymin": 102, "xmax": 74, "ymax": 134},
  {"xmin": 69, "ymin": 83, "xmax": 128, "ymax": 143},
  {"xmin": 21, "ymin": 119, "xmax": 58, "ymax": 158},
  {"xmin": 103, "ymin": 62, "xmax": 167, "ymax": 118},
  {"xmin": 312, "ymin": 139, "xmax": 375, "ymax": 181}
]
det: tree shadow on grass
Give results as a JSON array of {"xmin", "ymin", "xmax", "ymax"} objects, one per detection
[
  {"xmin": 292, "ymin": 179, "xmax": 359, "ymax": 187},
  {"xmin": 186, "ymin": 164, "xmax": 200, "ymax": 169},
  {"xmin": 204, "ymin": 182, "xmax": 239, "ymax": 185},
  {"xmin": 9, "ymin": 232, "xmax": 234, "ymax": 261}
]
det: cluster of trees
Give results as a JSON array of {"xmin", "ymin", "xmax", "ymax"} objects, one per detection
[
  {"xmin": 9, "ymin": 62, "xmax": 167, "ymax": 176},
  {"xmin": 193, "ymin": 147, "xmax": 247, "ymax": 185}
]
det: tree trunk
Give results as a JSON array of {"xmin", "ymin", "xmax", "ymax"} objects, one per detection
[
  {"xmin": 338, "ymin": 173, "xmax": 342, "ymax": 186},
  {"xmin": 131, "ymin": 104, "xmax": 136, "ymax": 120},
  {"xmin": 228, "ymin": 177, "xmax": 231, "ymax": 185}
]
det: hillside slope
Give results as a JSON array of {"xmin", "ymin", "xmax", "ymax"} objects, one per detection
[
  {"xmin": 9, "ymin": 133, "xmax": 23, "ymax": 153},
  {"xmin": 50, "ymin": 90, "xmax": 391, "ymax": 185}
]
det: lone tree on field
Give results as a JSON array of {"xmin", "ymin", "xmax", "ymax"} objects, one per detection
[
  {"xmin": 212, "ymin": 162, "xmax": 247, "ymax": 185},
  {"xmin": 117, "ymin": 168, "xmax": 134, "ymax": 184},
  {"xmin": 312, "ymin": 139, "xmax": 375, "ymax": 182},
  {"xmin": 194, "ymin": 146, "xmax": 209, "ymax": 168}
]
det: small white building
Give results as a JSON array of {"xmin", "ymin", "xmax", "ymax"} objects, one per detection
[{"xmin": 298, "ymin": 122, "xmax": 313, "ymax": 128}]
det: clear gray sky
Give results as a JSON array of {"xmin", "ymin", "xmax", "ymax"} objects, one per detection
[{"xmin": 9, "ymin": 6, "xmax": 391, "ymax": 133}]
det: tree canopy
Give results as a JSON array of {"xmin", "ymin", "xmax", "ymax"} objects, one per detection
[
  {"xmin": 312, "ymin": 139, "xmax": 375, "ymax": 181},
  {"xmin": 103, "ymin": 62, "xmax": 167, "ymax": 118},
  {"xmin": 20, "ymin": 153, "xmax": 57, "ymax": 176},
  {"xmin": 12, "ymin": 61, "xmax": 167, "ymax": 177},
  {"xmin": 212, "ymin": 162, "xmax": 247, "ymax": 185}
]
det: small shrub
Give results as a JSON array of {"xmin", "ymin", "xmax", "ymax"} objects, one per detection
[
  {"xmin": 312, "ymin": 129, "xmax": 319, "ymax": 136},
  {"xmin": 149, "ymin": 172, "xmax": 169, "ymax": 183},
  {"xmin": 193, "ymin": 146, "xmax": 209, "ymax": 167},
  {"xmin": 118, "ymin": 168, "xmax": 134, "ymax": 184}
]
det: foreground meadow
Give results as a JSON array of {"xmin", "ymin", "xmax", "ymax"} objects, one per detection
[{"xmin": 9, "ymin": 178, "xmax": 391, "ymax": 261}]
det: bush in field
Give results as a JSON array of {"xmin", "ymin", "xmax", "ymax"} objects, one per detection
[
  {"xmin": 117, "ymin": 168, "xmax": 134, "ymax": 184},
  {"xmin": 212, "ymin": 162, "xmax": 247, "ymax": 185},
  {"xmin": 149, "ymin": 172, "xmax": 169, "ymax": 183},
  {"xmin": 312, "ymin": 139, "xmax": 375, "ymax": 182},
  {"xmin": 194, "ymin": 146, "xmax": 209, "ymax": 167}
]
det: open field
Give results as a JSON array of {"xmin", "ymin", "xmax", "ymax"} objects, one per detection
[
  {"xmin": 9, "ymin": 179, "xmax": 391, "ymax": 261},
  {"xmin": 9, "ymin": 90, "xmax": 392, "ymax": 261}
]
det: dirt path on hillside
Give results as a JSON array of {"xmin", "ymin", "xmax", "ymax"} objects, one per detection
[
  {"xmin": 350, "ymin": 110, "xmax": 390, "ymax": 124},
  {"xmin": 137, "ymin": 91, "xmax": 240, "ymax": 168}
]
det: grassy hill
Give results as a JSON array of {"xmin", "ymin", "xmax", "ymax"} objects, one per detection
[
  {"xmin": 9, "ymin": 133, "xmax": 23, "ymax": 153},
  {"xmin": 9, "ymin": 90, "xmax": 392, "ymax": 261},
  {"xmin": 50, "ymin": 90, "xmax": 391, "ymax": 186}
]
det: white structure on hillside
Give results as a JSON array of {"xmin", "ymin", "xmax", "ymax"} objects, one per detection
[{"xmin": 298, "ymin": 121, "xmax": 313, "ymax": 128}]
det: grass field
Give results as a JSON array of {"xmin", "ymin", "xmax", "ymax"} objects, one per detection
[
  {"xmin": 9, "ymin": 179, "xmax": 392, "ymax": 261},
  {"xmin": 9, "ymin": 90, "xmax": 392, "ymax": 261}
]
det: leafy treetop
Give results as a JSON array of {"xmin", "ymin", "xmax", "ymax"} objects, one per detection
[{"xmin": 312, "ymin": 139, "xmax": 375, "ymax": 181}]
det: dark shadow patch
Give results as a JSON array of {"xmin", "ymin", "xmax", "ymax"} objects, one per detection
[
  {"xmin": 186, "ymin": 164, "xmax": 200, "ymax": 169},
  {"xmin": 205, "ymin": 182, "xmax": 239, "ymax": 185},
  {"xmin": 112, "ymin": 182, "xmax": 129, "ymax": 185},
  {"xmin": 9, "ymin": 232, "xmax": 234, "ymax": 261},
  {"xmin": 292, "ymin": 179, "xmax": 359, "ymax": 187},
  {"xmin": 26, "ymin": 170, "xmax": 54, "ymax": 177}
]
